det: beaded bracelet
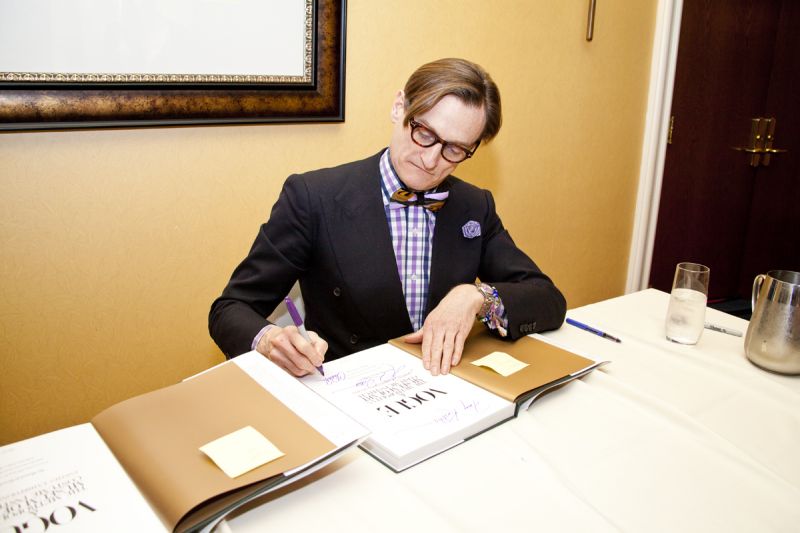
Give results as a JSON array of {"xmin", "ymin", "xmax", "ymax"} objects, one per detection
[{"xmin": 475, "ymin": 282, "xmax": 508, "ymax": 337}]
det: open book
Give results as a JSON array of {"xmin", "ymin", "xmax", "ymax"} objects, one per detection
[
  {"xmin": 392, "ymin": 328, "xmax": 609, "ymax": 413},
  {"xmin": 0, "ymin": 352, "xmax": 368, "ymax": 533},
  {"xmin": 302, "ymin": 329, "xmax": 607, "ymax": 472}
]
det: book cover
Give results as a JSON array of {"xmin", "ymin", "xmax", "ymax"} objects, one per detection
[
  {"xmin": 303, "ymin": 328, "xmax": 607, "ymax": 472},
  {"xmin": 0, "ymin": 352, "xmax": 368, "ymax": 532},
  {"xmin": 390, "ymin": 328, "xmax": 608, "ymax": 412}
]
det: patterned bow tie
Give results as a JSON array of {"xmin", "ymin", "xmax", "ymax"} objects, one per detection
[{"xmin": 389, "ymin": 188, "xmax": 450, "ymax": 212}]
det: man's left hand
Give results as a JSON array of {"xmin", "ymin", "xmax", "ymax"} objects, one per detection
[{"xmin": 403, "ymin": 284, "xmax": 483, "ymax": 375}]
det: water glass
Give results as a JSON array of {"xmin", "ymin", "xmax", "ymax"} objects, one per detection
[{"xmin": 665, "ymin": 262, "xmax": 710, "ymax": 344}]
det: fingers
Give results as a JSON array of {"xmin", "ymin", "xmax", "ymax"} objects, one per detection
[
  {"xmin": 307, "ymin": 331, "xmax": 328, "ymax": 364},
  {"xmin": 418, "ymin": 284, "xmax": 480, "ymax": 375},
  {"xmin": 276, "ymin": 327, "xmax": 323, "ymax": 374},
  {"xmin": 421, "ymin": 326, "xmax": 435, "ymax": 374},
  {"xmin": 444, "ymin": 333, "xmax": 467, "ymax": 375},
  {"xmin": 422, "ymin": 325, "xmax": 466, "ymax": 376},
  {"xmin": 423, "ymin": 328, "xmax": 444, "ymax": 376},
  {"xmin": 257, "ymin": 326, "xmax": 327, "ymax": 377},
  {"xmin": 450, "ymin": 332, "xmax": 465, "ymax": 368},
  {"xmin": 403, "ymin": 330, "xmax": 424, "ymax": 344},
  {"xmin": 439, "ymin": 331, "xmax": 457, "ymax": 375},
  {"xmin": 269, "ymin": 345, "xmax": 310, "ymax": 376}
]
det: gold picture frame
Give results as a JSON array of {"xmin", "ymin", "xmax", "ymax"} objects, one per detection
[{"xmin": 0, "ymin": 0, "xmax": 346, "ymax": 130}]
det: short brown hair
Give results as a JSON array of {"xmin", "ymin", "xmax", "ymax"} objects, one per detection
[{"xmin": 402, "ymin": 58, "xmax": 502, "ymax": 143}]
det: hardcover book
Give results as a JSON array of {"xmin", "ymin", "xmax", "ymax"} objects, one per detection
[
  {"xmin": 391, "ymin": 328, "xmax": 608, "ymax": 413},
  {"xmin": 302, "ymin": 328, "xmax": 606, "ymax": 472},
  {"xmin": 0, "ymin": 352, "xmax": 368, "ymax": 532}
]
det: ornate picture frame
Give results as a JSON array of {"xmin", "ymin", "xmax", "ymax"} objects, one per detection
[{"xmin": 0, "ymin": 0, "xmax": 346, "ymax": 130}]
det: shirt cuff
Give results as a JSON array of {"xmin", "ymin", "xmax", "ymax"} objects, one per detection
[{"xmin": 252, "ymin": 324, "xmax": 277, "ymax": 351}]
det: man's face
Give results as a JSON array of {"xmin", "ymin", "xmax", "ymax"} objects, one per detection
[{"xmin": 389, "ymin": 92, "xmax": 485, "ymax": 192}]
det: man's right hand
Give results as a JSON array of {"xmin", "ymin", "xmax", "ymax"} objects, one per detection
[{"xmin": 256, "ymin": 325, "xmax": 327, "ymax": 376}]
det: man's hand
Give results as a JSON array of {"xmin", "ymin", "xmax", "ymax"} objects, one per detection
[
  {"xmin": 403, "ymin": 284, "xmax": 483, "ymax": 376},
  {"xmin": 256, "ymin": 325, "xmax": 327, "ymax": 376}
]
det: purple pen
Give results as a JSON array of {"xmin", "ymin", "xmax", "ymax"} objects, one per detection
[{"xmin": 284, "ymin": 297, "xmax": 325, "ymax": 376}]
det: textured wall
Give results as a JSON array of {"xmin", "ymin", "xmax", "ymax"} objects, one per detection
[{"xmin": 0, "ymin": 0, "xmax": 657, "ymax": 443}]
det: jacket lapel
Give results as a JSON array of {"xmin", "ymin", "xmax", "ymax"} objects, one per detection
[
  {"xmin": 320, "ymin": 154, "xmax": 413, "ymax": 333},
  {"xmin": 427, "ymin": 179, "xmax": 483, "ymax": 314}
]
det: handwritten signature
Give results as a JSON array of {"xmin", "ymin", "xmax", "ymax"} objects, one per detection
[
  {"xmin": 323, "ymin": 372, "xmax": 346, "ymax": 385},
  {"xmin": 323, "ymin": 363, "xmax": 415, "ymax": 393}
]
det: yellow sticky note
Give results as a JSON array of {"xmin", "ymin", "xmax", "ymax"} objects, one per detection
[
  {"xmin": 200, "ymin": 426, "xmax": 284, "ymax": 478},
  {"xmin": 471, "ymin": 351, "xmax": 529, "ymax": 377}
]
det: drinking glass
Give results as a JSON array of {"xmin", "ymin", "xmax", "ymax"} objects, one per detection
[{"xmin": 665, "ymin": 262, "xmax": 710, "ymax": 344}]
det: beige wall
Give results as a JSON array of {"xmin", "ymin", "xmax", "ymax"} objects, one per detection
[{"xmin": 0, "ymin": 0, "xmax": 657, "ymax": 444}]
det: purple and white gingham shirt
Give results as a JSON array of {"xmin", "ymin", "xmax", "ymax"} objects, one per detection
[
  {"xmin": 252, "ymin": 149, "xmax": 510, "ymax": 350},
  {"xmin": 379, "ymin": 150, "xmax": 435, "ymax": 331}
]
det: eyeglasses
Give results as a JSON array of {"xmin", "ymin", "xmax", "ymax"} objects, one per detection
[{"xmin": 409, "ymin": 119, "xmax": 480, "ymax": 163}]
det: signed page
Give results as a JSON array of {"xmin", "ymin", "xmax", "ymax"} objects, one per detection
[{"xmin": 302, "ymin": 344, "xmax": 514, "ymax": 472}]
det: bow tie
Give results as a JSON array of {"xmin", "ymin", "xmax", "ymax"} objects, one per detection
[{"xmin": 389, "ymin": 188, "xmax": 449, "ymax": 212}]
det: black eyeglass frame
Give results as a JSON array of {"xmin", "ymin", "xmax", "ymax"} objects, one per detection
[{"xmin": 408, "ymin": 119, "xmax": 481, "ymax": 163}]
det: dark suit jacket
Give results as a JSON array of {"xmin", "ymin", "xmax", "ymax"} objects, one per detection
[{"xmin": 209, "ymin": 151, "xmax": 566, "ymax": 359}]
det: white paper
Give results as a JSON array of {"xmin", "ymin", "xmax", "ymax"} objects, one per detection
[
  {"xmin": 0, "ymin": 424, "xmax": 165, "ymax": 532},
  {"xmin": 0, "ymin": 0, "xmax": 308, "ymax": 76},
  {"xmin": 301, "ymin": 344, "xmax": 514, "ymax": 469},
  {"xmin": 233, "ymin": 351, "xmax": 369, "ymax": 452}
]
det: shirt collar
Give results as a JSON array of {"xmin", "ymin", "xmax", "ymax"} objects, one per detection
[
  {"xmin": 379, "ymin": 149, "xmax": 403, "ymax": 206},
  {"xmin": 379, "ymin": 148, "xmax": 450, "ymax": 206}
]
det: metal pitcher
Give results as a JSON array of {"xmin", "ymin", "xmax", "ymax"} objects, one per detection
[{"xmin": 745, "ymin": 270, "xmax": 800, "ymax": 375}]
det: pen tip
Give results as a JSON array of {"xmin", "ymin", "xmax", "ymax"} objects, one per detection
[{"xmin": 317, "ymin": 365, "xmax": 325, "ymax": 376}]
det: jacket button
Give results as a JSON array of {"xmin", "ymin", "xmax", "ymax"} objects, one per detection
[
  {"xmin": 349, "ymin": 334, "xmax": 359, "ymax": 344},
  {"xmin": 333, "ymin": 287, "xmax": 342, "ymax": 297}
]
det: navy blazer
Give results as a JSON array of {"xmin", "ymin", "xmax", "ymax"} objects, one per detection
[{"xmin": 209, "ymin": 151, "xmax": 566, "ymax": 359}]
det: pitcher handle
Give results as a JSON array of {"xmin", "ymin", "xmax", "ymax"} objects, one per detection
[{"xmin": 751, "ymin": 274, "xmax": 766, "ymax": 313}]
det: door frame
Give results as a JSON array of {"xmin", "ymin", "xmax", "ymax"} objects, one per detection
[{"xmin": 625, "ymin": 0, "xmax": 684, "ymax": 293}]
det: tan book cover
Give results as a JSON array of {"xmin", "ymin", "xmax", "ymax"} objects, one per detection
[
  {"xmin": 389, "ymin": 327, "xmax": 607, "ymax": 410},
  {"xmin": 92, "ymin": 361, "xmax": 338, "ymax": 532},
  {"xmin": 0, "ymin": 352, "xmax": 367, "ymax": 533}
]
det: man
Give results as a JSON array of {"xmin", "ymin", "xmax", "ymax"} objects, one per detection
[{"xmin": 209, "ymin": 58, "xmax": 566, "ymax": 377}]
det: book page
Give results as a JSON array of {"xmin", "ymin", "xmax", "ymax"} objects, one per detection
[
  {"xmin": 301, "ymin": 344, "xmax": 513, "ymax": 468},
  {"xmin": 0, "ymin": 424, "xmax": 164, "ymax": 532},
  {"xmin": 234, "ymin": 351, "xmax": 368, "ymax": 452}
]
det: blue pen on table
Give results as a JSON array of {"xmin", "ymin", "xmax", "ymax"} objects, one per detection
[
  {"xmin": 704, "ymin": 322, "xmax": 743, "ymax": 337},
  {"xmin": 284, "ymin": 297, "xmax": 325, "ymax": 376},
  {"xmin": 565, "ymin": 318, "xmax": 622, "ymax": 343}
]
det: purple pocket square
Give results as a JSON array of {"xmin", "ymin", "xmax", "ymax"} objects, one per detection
[{"xmin": 462, "ymin": 220, "xmax": 481, "ymax": 239}]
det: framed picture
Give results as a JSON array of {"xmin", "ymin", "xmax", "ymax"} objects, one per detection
[{"xmin": 0, "ymin": 0, "xmax": 346, "ymax": 130}]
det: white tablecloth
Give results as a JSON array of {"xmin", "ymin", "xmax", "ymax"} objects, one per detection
[{"xmin": 224, "ymin": 289, "xmax": 800, "ymax": 533}]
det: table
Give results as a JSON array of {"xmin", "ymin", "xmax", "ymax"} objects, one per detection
[{"xmin": 223, "ymin": 289, "xmax": 800, "ymax": 533}]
